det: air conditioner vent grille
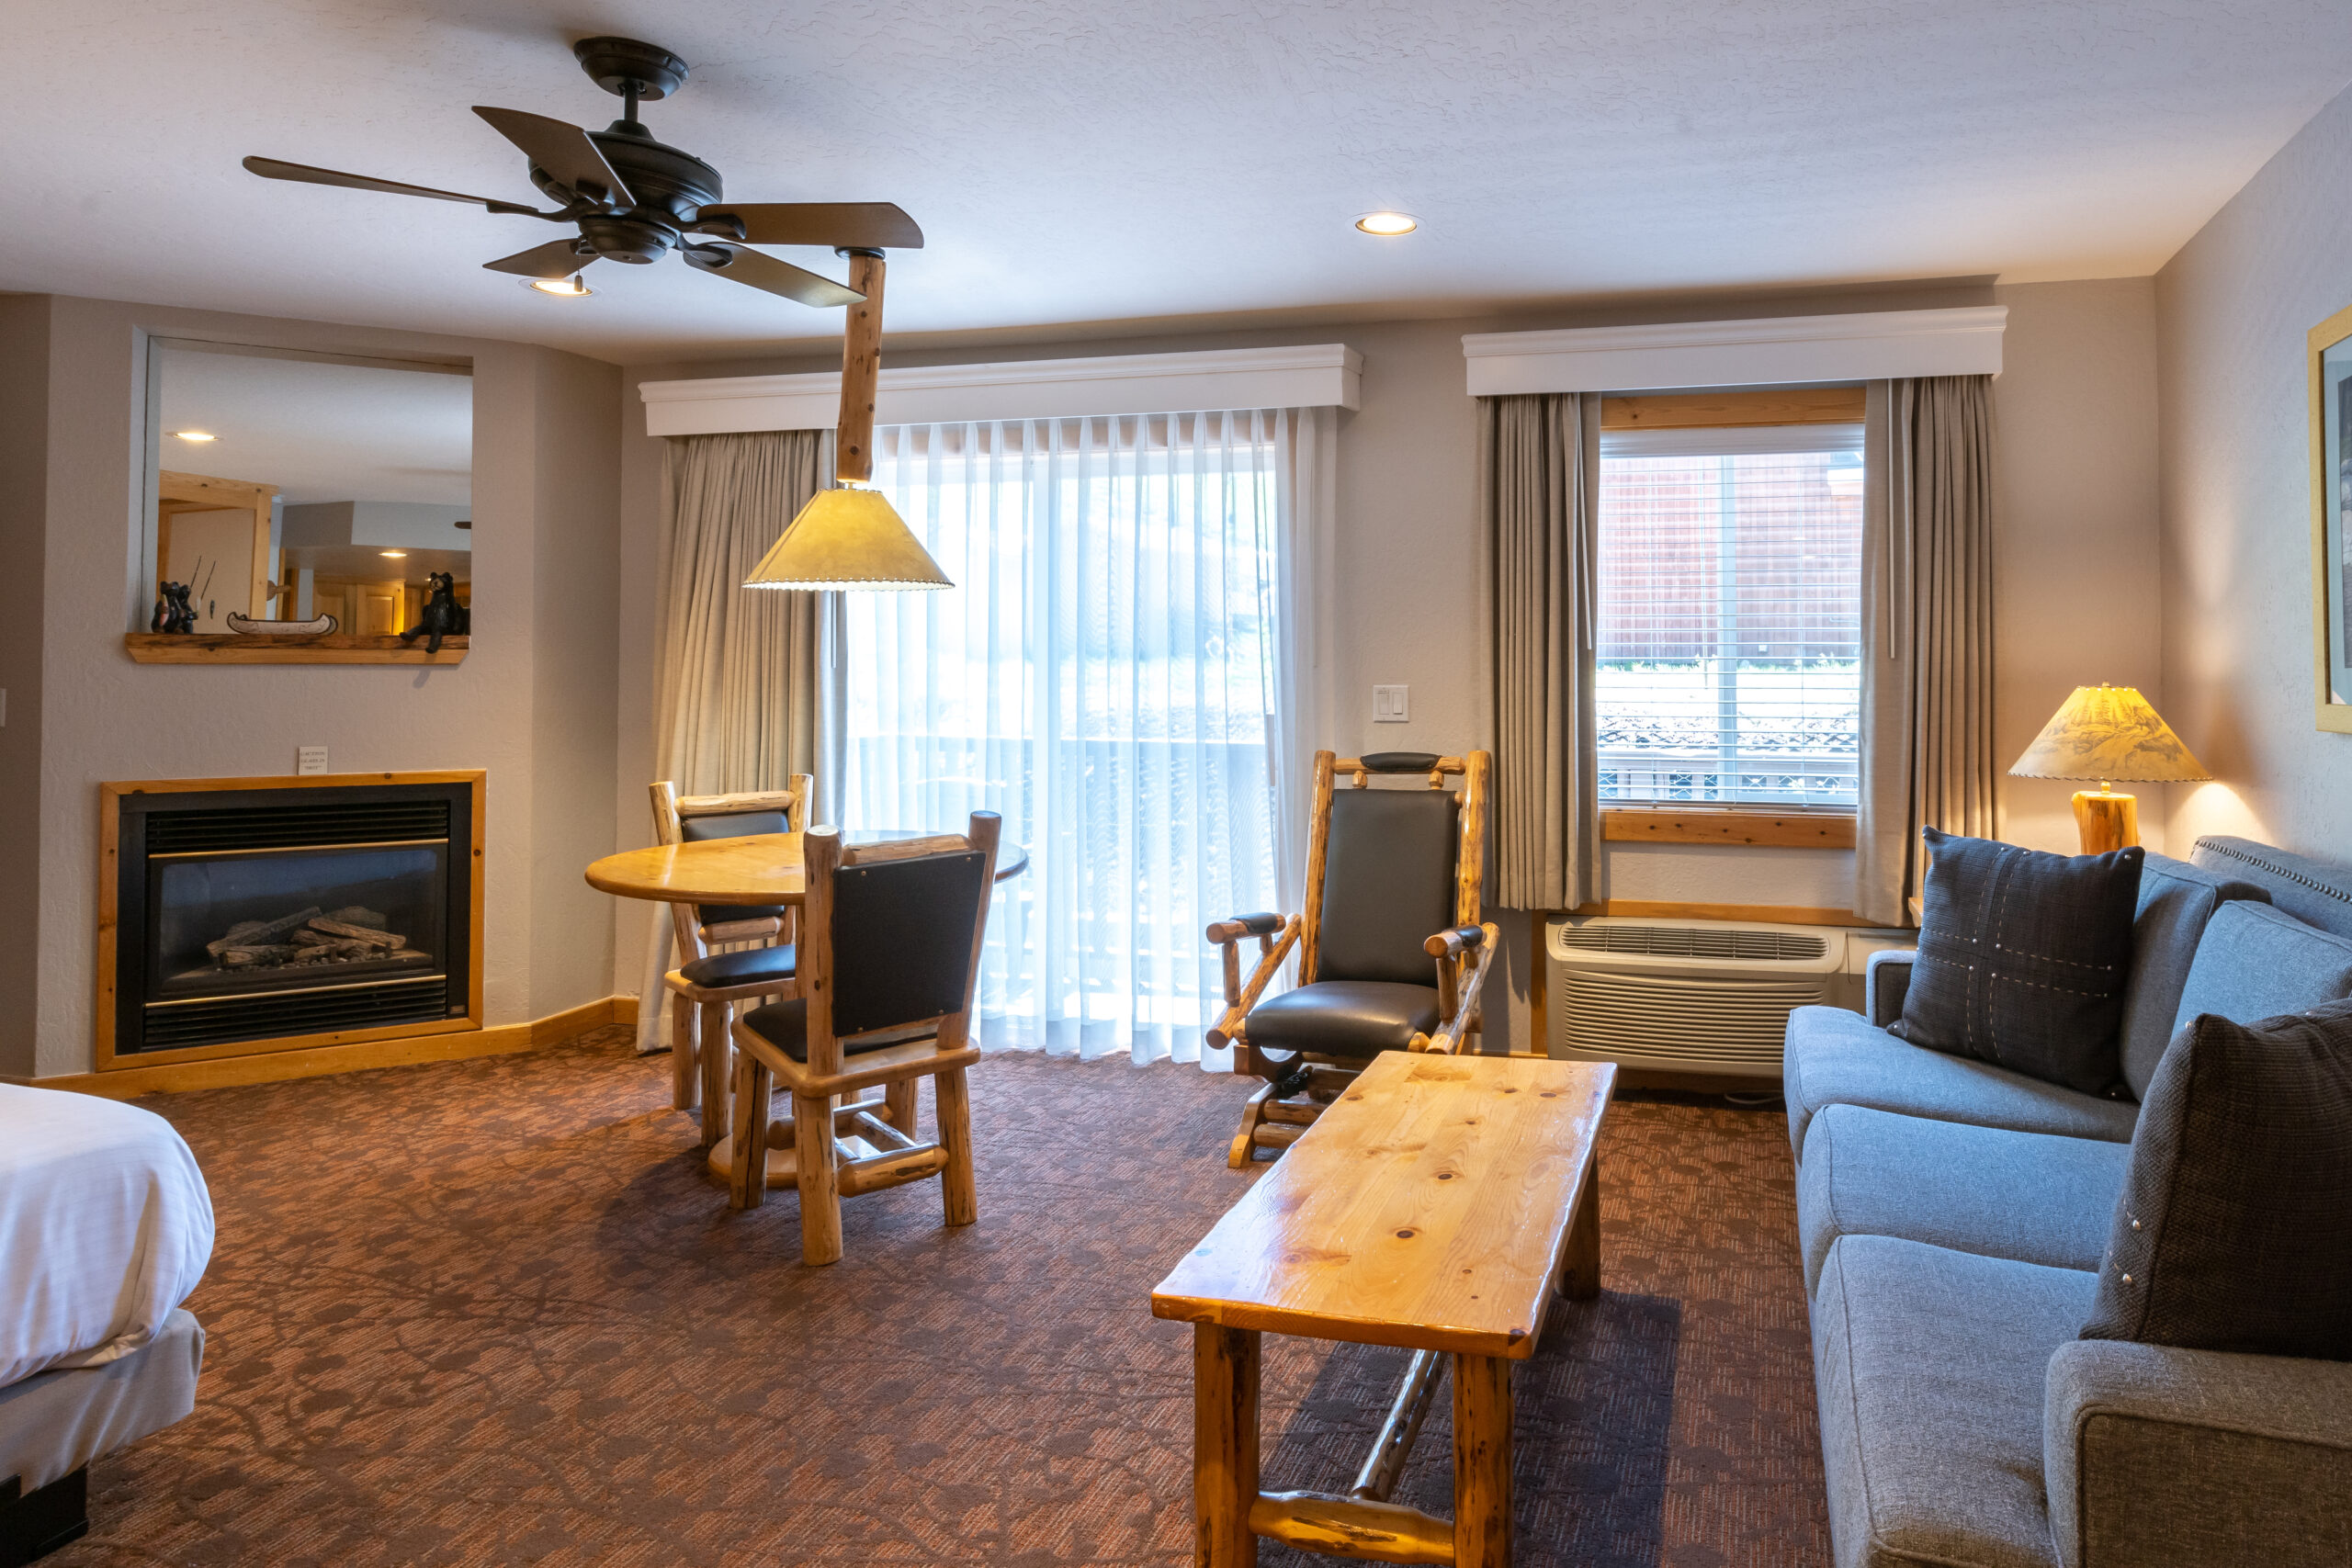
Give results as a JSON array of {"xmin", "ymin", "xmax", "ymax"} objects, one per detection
[
  {"xmin": 1561, "ymin": 972, "xmax": 1825, "ymax": 1069},
  {"xmin": 1555, "ymin": 924, "xmax": 1828, "ymax": 962}
]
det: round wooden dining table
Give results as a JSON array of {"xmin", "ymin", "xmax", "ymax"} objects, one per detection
[
  {"xmin": 583, "ymin": 829, "xmax": 1028, "ymax": 1189},
  {"xmin": 584, "ymin": 828, "xmax": 1029, "ymax": 906}
]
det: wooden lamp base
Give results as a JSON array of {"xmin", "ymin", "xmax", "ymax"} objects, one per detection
[{"xmin": 2072, "ymin": 790, "xmax": 2139, "ymax": 854}]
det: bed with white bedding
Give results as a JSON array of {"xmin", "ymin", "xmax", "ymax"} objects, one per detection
[{"xmin": 0, "ymin": 1084, "xmax": 212, "ymax": 1562}]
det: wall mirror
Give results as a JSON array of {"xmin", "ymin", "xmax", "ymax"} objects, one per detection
[{"xmin": 146, "ymin": 343, "xmax": 472, "ymax": 637}]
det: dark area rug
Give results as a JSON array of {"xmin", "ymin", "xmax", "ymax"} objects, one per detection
[{"xmin": 52, "ymin": 1030, "xmax": 1826, "ymax": 1566}]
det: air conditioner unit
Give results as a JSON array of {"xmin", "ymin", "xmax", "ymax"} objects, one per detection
[{"xmin": 1544, "ymin": 916, "xmax": 1913, "ymax": 1082}]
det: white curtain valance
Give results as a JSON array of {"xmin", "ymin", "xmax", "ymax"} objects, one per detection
[
  {"xmin": 640, "ymin": 344, "xmax": 1362, "ymax": 436},
  {"xmin": 1463, "ymin": 308, "xmax": 2006, "ymax": 396}
]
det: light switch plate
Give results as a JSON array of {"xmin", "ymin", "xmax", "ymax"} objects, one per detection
[
  {"xmin": 1373, "ymin": 684, "xmax": 1409, "ymax": 723},
  {"xmin": 296, "ymin": 746, "xmax": 328, "ymax": 776}
]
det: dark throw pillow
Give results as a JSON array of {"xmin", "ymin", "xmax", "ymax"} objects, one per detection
[
  {"xmin": 1889, "ymin": 828, "xmax": 2143, "ymax": 1095},
  {"xmin": 2080, "ymin": 999, "xmax": 2352, "ymax": 1359}
]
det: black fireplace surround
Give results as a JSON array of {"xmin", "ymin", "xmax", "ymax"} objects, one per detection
[{"xmin": 112, "ymin": 781, "xmax": 474, "ymax": 1055}]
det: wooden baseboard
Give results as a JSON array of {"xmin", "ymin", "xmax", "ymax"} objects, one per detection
[{"xmin": 15, "ymin": 994, "xmax": 641, "ymax": 1100}]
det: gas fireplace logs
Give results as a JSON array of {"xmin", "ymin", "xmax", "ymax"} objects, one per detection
[{"xmin": 192, "ymin": 906, "xmax": 428, "ymax": 976}]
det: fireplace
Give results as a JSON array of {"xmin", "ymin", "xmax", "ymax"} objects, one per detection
[{"xmin": 100, "ymin": 774, "xmax": 483, "ymax": 1066}]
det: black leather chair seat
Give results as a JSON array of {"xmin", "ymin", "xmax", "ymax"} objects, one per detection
[
  {"xmin": 696, "ymin": 900, "xmax": 788, "ymax": 928},
  {"xmin": 1243, "ymin": 980, "xmax": 1442, "ymax": 1057},
  {"xmin": 740, "ymin": 999, "xmax": 925, "ymax": 1064},
  {"xmin": 677, "ymin": 945, "xmax": 797, "ymax": 989}
]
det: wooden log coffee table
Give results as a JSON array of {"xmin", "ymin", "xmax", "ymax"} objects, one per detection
[{"xmin": 1151, "ymin": 1050, "xmax": 1614, "ymax": 1567}]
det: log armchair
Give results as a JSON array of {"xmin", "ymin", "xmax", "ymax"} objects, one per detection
[
  {"xmin": 650, "ymin": 776, "xmax": 812, "ymax": 1148},
  {"xmin": 1208, "ymin": 750, "xmax": 1497, "ymax": 1168},
  {"xmin": 728, "ymin": 813, "xmax": 1001, "ymax": 1266}
]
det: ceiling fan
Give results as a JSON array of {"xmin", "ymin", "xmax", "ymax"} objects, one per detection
[{"xmin": 243, "ymin": 36, "xmax": 921, "ymax": 307}]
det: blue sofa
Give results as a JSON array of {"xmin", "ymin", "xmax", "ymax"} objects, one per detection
[{"xmin": 1784, "ymin": 836, "xmax": 2352, "ymax": 1568}]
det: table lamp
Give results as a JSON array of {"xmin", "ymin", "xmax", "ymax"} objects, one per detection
[{"xmin": 2008, "ymin": 684, "xmax": 2211, "ymax": 853}]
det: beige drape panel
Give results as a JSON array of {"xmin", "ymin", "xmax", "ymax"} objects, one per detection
[
  {"xmin": 1856, "ymin": 376, "xmax": 1997, "ymax": 926},
  {"xmin": 1481, "ymin": 392, "xmax": 1603, "ymax": 912},
  {"xmin": 653, "ymin": 430, "xmax": 835, "ymax": 797},
  {"xmin": 633, "ymin": 430, "xmax": 838, "ymax": 1052}
]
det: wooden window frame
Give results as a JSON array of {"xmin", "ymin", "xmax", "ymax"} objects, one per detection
[
  {"xmin": 1598, "ymin": 384, "xmax": 1866, "ymax": 843},
  {"xmin": 1600, "ymin": 384, "xmax": 1866, "ymax": 430},
  {"xmin": 1600, "ymin": 805, "xmax": 1855, "ymax": 849}
]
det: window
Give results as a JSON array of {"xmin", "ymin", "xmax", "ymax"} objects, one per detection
[
  {"xmin": 1595, "ymin": 419, "xmax": 1866, "ymax": 808},
  {"xmin": 842, "ymin": 412, "xmax": 1288, "ymax": 1062}
]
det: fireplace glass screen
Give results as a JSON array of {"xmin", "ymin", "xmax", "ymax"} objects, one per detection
[{"xmin": 153, "ymin": 846, "xmax": 447, "ymax": 999}]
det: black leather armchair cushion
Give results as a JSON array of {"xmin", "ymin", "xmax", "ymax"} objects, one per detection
[
  {"xmin": 740, "ymin": 999, "xmax": 925, "ymax": 1064},
  {"xmin": 1317, "ymin": 788, "xmax": 1458, "ymax": 985},
  {"xmin": 679, "ymin": 808, "xmax": 792, "ymax": 927},
  {"xmin": 676, "ymin": 945, "xmax": 797, "ymax": 990},
  {"xmin": 1244, "ymin": 980, "xmax": 1442, "ymax": 1057}
]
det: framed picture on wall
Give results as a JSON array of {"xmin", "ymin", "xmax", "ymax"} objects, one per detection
[{"xmin": 2310, "ymin": 303, "xmax": 2352, "ymax": 733}]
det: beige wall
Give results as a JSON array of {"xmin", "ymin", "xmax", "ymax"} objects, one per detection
[
  {"xmin": 2155, "ymin": 78, "xmax": 2352, "ymax": 860},
  {"xmin": 0, "ymin": 294, "xmax": 622, "ymax": 1078},
  {"xmin": 607, "ymin": 277, "xmax": 2164, "ymax": 1052},
  {"xmin": 1992, "ymin": 278, "xmax": 2166, "ymax": 853}
]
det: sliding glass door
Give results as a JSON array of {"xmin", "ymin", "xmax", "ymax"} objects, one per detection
[{"xmin": 842, "ymin": 412, "xmax": 1286, "ymax": 1063}]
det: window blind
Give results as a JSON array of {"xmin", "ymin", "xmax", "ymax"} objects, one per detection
[{"xmin": 1595, "ymin": 423, "xmax": 1864, "ymax": 807}]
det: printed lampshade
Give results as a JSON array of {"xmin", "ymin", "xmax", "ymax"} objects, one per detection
[
  {"xmin": 2008, "ymin": 685, "xmax": 2212, "ymax": 784},
  {"xmin": 742, "ymin": 486, "xmax": 953, "ymax": 592}
]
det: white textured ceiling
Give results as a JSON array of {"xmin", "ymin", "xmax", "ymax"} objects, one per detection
[{"xmin": 12, "ymin": 1, "xmax": 2351, "ymax": 364}]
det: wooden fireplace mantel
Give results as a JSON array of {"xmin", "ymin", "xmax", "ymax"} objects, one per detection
[{"xmin": 96, "ymin": 772, "xmax": 487, "ymax": 1073}]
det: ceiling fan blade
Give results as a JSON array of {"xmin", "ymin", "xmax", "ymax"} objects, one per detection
[
  {"xmin": 242, "ymin": 155, "xmax": 537, "ymax": 214},
  {"xmin": 472, "ymin": 107, "xmax": 628, "ymax": 205},
  {"xmin": 483, "ymin": 239, "xmax": 596, "ymax": 278},
  {"xmin": 682, "ymin": 244, "xmax": 865, "ymax": 308},
  {"xmin": 699, "ymin": 203, "xmax": 924, "ymax": 251}
]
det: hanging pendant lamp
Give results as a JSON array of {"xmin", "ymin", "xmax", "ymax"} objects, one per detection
[{"xmin": 743, "ymin": 249, "xmax": 953, "ymax": 591}]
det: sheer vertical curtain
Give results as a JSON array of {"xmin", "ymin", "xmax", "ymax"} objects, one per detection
[
  {"xmin": 1856, "ymin": 376, "xmax": 1996, "ymax": 925},
  {"xmin": 633, "ymin": 430, "xmax": 835, "ymax": 1053},
  {"xmin": 842, "ymin": 410, "xmax": 1320, "ymax": 1064}
]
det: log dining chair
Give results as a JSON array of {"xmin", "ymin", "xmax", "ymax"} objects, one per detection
[
  {"xmin": 650, "ymin": 776, "xmax": 812, "ymax": 1148},
  {"xmin": 726, "ymin": 811, "xmax": 1002, "ymax": 1266},
  {"xmin": 1207, "ymin": 750, "xmax": 1497, "ymax": 1167}
]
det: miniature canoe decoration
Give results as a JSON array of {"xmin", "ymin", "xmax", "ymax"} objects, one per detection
[{"xmin": 224, "ymin": 612, "xmax": 340, "ymax": 636}]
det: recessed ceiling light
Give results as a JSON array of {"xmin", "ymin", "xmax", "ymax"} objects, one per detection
[
  {"xmin": 174, "ymin": 430, "xmax": 218, "ymax": 443},
  {"xmin": 380, "ymin": 549, "xmax": 408, "ymax": 558},
  {"xmin": 1354, "ymin": 211, "xmax": 1418, "ymax": 236},
  {"xmin": 526, "ymin": 275, "xmax": 594, "ymax": 297}
]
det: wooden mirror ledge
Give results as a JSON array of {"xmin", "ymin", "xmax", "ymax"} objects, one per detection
[{"xmin": 124, "ymin": 633, "xmax": 469, "ymax": 665}]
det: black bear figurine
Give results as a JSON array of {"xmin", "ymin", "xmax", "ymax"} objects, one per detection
[
  {"xmin": 399, "ymin": 572, "xmax": 467, "ymax": 656},
  {"xmin": 152, "ymin": 581, "xmax": 196, "ymax": 634}
]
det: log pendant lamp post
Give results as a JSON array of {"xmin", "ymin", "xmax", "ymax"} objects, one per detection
[
  {"xmin": 743, "ymin": 249, "xmax": 953, "ymax": 592},
  {"xmin": 836, "ymin": 249, "xmax": 885, "ymax": 486}
]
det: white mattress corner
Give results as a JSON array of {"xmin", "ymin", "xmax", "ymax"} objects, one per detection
[{"xmin": 0, "ymin": 1084, "xmax": 215, "ymax": 1389}]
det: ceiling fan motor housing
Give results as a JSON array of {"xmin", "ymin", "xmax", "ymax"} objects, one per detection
[
  {"xmin": 570, "ymin": 129, "xmax": 724, "ymax": 263},
  {"xmin": 589, "ymin": 124, "xmax": 723, "ymax": 219}
]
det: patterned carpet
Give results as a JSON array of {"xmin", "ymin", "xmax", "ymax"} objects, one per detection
[{"xmin": 55, "ymin": 1028, "xmax": 1827, "ymax": 1566}]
